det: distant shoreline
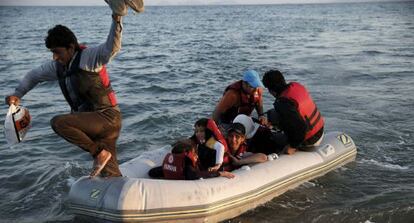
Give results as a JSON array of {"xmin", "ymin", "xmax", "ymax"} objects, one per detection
[{"xmin": 0, "ymin": 0, "xmax": 410, "ymax": 7}]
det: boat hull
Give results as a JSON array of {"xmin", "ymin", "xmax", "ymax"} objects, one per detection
[{"xmin": 69, "ymin": 131, "xmax": 357, "ymax": 222}]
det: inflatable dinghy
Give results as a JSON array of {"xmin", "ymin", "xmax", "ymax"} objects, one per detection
[{"xmin": 69, "ymin": 131, "xmax": 357, "ymax": 222}]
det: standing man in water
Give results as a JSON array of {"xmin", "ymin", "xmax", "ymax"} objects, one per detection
[{"xmin": 5, "ymin": 0, "xmax": 144, "ymax": 177}]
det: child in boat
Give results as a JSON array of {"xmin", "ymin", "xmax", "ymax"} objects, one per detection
[
  {"xmin": 223, "ymin": 123, "xmax": 268, "ymax": 171},
  {"xmin": 148, "ymin": 139, "xmax": 234, "ymax": 180},
  {"xmin": 189, "ymin": 118, "xmax": 228, "ymax": 172}
]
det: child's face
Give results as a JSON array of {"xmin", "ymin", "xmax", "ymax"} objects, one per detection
[
  {"xmin": 195, "ymin": 125, "xmax": 206, "ymax": 143},
  {"xmin": 227, "ymin": 131, "xmax": 245, "ymax": 152}
]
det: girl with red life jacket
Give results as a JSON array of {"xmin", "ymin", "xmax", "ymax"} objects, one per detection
[
  {"xmin": 262, "ymin": 70, "xmax": 325, "ymax": 155},
  {"xmin": 189, "ymin": 118, "xmax": 228, "ymax": 172},
  {"xmin": 148, "ymin": 139, "xmax": 234, "ymax": 180}
]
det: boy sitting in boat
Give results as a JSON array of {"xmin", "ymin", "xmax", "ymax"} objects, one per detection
[{"xmin": 223, "ymin": 123, "xmax": 268, "ymax": 171}]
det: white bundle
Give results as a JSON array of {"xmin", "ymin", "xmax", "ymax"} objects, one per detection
[{"xmin": 4, "ymin": 104, "xmax": 31, "ymax": 146}]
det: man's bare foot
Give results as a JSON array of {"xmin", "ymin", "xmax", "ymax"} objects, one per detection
[
  {"xmin": 90, "ymin": 149, "xmax": 112, "ymax": 178},
  {"xmin": 286, "ymin": 147, "xmax": 297, "ymax": 155}
]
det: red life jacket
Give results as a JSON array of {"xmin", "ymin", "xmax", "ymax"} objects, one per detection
[
  {"xmin": 56, "ymin": 45, "xmax": 117, "ymax": 112},
  {"xmin": 206, "ymin": 119, "xmax": 228, "ymax": 151},
  {"xmin": 280, "ymin": 82, "xmax": 324, "ymax": 141},
  {"xmin": 162, "ymin": 152, "xmax": 197, "ymax": 180},
  {"xmin": 198, "ymin": 119, "xmax": 228, "ymax": 169},
  {"xmin": 231, "ymin": 143, "xmax": 247, "ymax": 159},
  {"xmin": 221, "ymin": 81, "xmax": 262, "ymax": 123},
  {"xmin": 223, "ymin": 143, "xmax": 248, "ymax": 171}
]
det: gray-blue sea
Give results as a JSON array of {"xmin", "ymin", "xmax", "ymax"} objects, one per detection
[{"xmin": 0, "ymin": 2, "xmax": 413, "ymax": 222}]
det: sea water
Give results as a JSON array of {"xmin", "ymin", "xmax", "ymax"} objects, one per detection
[{"xmin": 0, "ymin": 2, "xmax": 413, "ymax": 222}]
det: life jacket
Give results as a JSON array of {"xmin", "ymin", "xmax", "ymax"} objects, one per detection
[
  {"xmin": 280, "ymin": 82, "xmax": 324, "ymax": 141},
  {"xmin": 162, "ymin": 151, "xmax": 197, "ymax": 180},
  {"xmin": 56, "ymin": 45, "xmax": 117, "ymax": 112},
  {"xmin": 206, "ymin": 119, "xmax": 228, "ymax": 151},
  {"xmin": 223, "ymin": 143, "xmax": 248, "ymax": 171},
  {"xmin": 197, "ymin": 119, "xmax": 229, "ymax": 169},
  {"xmin": 231, "ymin": 143, "xmax": 248, "ymax": 159},
  {"xmin": 221, "ymin": 80, "xmax": 262, "ymax": 123}
]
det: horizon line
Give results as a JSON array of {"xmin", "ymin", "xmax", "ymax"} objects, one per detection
[{"xmin": 0, "ymin": 0, "xmax": 408, "ymax": 7}]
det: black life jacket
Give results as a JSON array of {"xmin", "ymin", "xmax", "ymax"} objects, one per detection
[{"xmin": 56, "ymin": 46, "xmax": 117, "ymax": 112}]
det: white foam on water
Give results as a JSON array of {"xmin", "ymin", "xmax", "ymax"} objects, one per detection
[
  {"xmin": 360, "ymin": 158, "xmax": 409, "ymax": 170},
  {"xmin": 301, "ymin": 181, "xmax": 316, "ymax": 188},
  {"xmin": 332, "ymin": 209, "xmax": 341, "ymax": 215},
  {"xmin": 66, "ymin": 176, "xmax": 77, "ymax": 187},
  {"xmin": 397, "ymin": 134, "xmax": 410, "ymax": 145}
]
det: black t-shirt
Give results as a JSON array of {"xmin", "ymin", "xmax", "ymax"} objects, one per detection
[
  {"xmin": 197, "ymin": 144, "xmax": 217, "ymax": 171},
  {"xmin": 247, "ymin": 126, "xmax": 287, "ymax": 154},
  {"xmin": 184, "ymin": 157, "xmax": 220, "ymax": 180},
  {"xmin": 274, "ymin": 98, "xmax": 307, "ymax": 148}
]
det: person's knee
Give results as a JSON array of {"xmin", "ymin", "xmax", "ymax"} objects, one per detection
[{"xmin": 50, "ymin": 115, "xmax": 68, "ymax": 133}]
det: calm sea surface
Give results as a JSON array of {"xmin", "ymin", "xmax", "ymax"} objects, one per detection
[{"xmin": 0, "ymin": 2, "xmax": 413, "ymax": 222}]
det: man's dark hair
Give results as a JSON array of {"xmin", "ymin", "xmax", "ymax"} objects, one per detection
[
  {"xmin": 45, "ymin": 25, "xmax": 79, "ymax": 49},
  {"xmin": 262, "ymin": 70, "xmax": 287, "ymax": 95}
]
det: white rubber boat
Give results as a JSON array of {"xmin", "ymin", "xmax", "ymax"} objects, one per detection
[{"xmin": 68, "ymin": 131, "xmax": 357, "ymax": 222}]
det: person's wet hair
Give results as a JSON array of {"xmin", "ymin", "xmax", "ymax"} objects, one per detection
[
  {"xmin": 45, "ymin": 24, "xmax": 79, "ymax": 49},
  {"xmin": 171, "ymin": 139, "xmax": 195, "ymax": 154},
  {"xmin": 262, "ymin": 70, "xmax": 287, "ymax": 95}
]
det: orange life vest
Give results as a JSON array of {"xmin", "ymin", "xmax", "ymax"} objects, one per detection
[
  {"xmin": 221, "ymin": 80, "xmax": 262, "ymax": 123},
  {"xmin": 280, "ymin": 82, "xmax": 324, "ymax": 141}
]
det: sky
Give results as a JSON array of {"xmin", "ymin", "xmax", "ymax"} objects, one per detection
[{"xmin": 0, "ymin": 0, "xmax": 405, "ymax": 6}]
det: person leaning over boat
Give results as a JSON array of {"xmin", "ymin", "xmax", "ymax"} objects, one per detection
[
  {"xmin": 4, "ymin": 1, "xmax": 144, "ymax": 177},
  {"xmin": 189, "ymin": 118, "xmax": 227, "ymax": 172},
  {"xmin": 233, "ymin": 114, "xmax": 286, "ymax": 155},
  {"xmin": 148, "ymin": 139, "xmax": 235, "ymax": 180},
  {"xmin": 212, "ymin": 70, "xmax": 268, "ymax": 130},
  {"xmin": 262, "ymin": 70, "xmax": 325, "ymax": 155},
  {"xmin": 223, "ymin": 123, "xmax": 268, "ymax": 171}
]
